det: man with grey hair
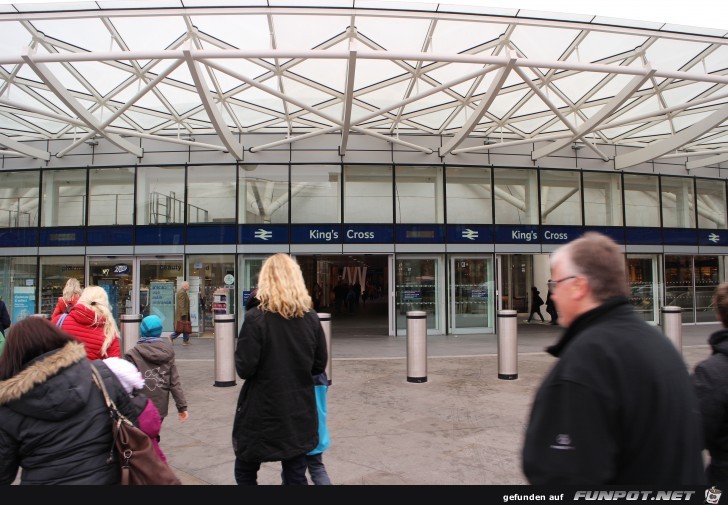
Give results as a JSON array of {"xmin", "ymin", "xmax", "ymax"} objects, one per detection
[{"xmin": 522, "ymin": 232, "xmax": 705, "ymax": 485}]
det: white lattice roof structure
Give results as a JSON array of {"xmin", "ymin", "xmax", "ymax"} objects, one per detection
[{"xmin": 0, "ymin": 1, "xmax": 727, "ymax": 169}]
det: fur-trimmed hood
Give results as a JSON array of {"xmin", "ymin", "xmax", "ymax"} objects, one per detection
[{"xmin": 0, "ymin": 341, "xmax": 93, "ymax": 421}]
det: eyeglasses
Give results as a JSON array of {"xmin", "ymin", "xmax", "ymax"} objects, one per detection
[{"xmin": 548, "ymin": 276, "xmax": 578, "ymax": 291}]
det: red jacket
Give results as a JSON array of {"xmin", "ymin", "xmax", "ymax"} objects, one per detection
[
  {"xmin": 51, "ymin": 295, "xmax": 79, "ymax": 321},
  {"xmin": 55, "ymin": 303, "xmax": 120, "ymax": 360}
]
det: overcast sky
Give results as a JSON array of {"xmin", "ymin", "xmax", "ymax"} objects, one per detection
[{"xmin": 0, "ymin": 0, "xmax": 726, "ymax": 31}]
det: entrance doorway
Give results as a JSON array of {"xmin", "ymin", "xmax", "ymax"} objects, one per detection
[
  {"xmin": 496, "ymin": 253, "xmax": 552, "ymax": 322},
  {"xmin": 88, "ymin": 256, "xmax": 184, "ymax": 334},
  {"xmin": 295, "ymin": 254, "xmax": 390, "ymax": 337}
]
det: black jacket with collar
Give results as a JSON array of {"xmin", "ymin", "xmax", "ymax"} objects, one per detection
[
  {"xmin": 0, "ymin": 341, "xmax": 138, "ymax": 484},
  {"xmin": 522, "ymin": 297, "xmax": 706, "ymax": 485},
  {"xmin": 232, "ymin": 307, "xmax": 327, "ymax": 462},
  {"xmin": 693, "ymin": 327, "xmax": 728, "ymax": 487}
]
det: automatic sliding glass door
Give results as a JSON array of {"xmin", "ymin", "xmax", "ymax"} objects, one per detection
[{"xmin": 449, "ymin": 256, "xmax": 494, "ymax": 334}]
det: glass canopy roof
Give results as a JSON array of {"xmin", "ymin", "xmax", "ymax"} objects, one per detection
[{"xmin": 0, "ymin": 1, "xmax": 727, "ymax": 169}]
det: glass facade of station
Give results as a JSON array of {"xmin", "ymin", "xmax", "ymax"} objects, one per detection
[{"xmin": 1, "ymin": 163, "xmax": 727, "ymax": 336}]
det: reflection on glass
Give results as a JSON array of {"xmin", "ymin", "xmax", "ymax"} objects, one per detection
[
  {"xmin": 139, "ymin": 257, "xmax": 182, "ymax": 333},
  {"xmin": 627, "ymin": 255, "xmax": 658, "ymax": 323},
  {"xmin": 395, "ymin": 166, "xmax": 444, "ymax": 224},
  {"xmin": 239, "ymin": 165, "xmax": 289, "ymax": 224},
  {"xmin": 696, "ymin": 178, "xmax": 727, "ymax": 230},
  {"xmin": 291, "ymin": 165, "xmax": 341, "ymax": 223},
  {"xmin": 540, "ymin": 169, "xmax": 581, "ymax": 225},
  {"xmin": 661, "ymin": 176, "xmax": 695, "ymax": 229},
  {"xmin": 88, "ymin": 258, "xmax": 133, "ymax": 324},
  {"xmin": 451, "ymin": 257, "xmax": 493, "ymax": 331},
  {"xmin": 89, "ymin": 167, "xmax": 135, "ymax": 225},
  {"xmin": 494, "ymin": 168, "xmax": 538, "ymax": 225},
  {"xmin": 344, "ymin": 165, "xmax": 393, "ymax": 223},
  {"xmin": 446, "ymin": 166, "xmax": 491, "ymax": 224},
  {"xmin": 136, "ymin": 166, "xmax": 185, "ymax": 225},
  {"xmin": 583, "ymin": 171, "xmax": 623, "ymax": 226},
  {"xmin": 41, "ymin": 169, "xmax": 87, "ymax": 226},
  {"xmin": 395, "ymin": 257, "xmax": 440, "ymax": 332},
  {"xmin": 0, "ymin": 170, "xmax": 40, "ymax": 228},
  {"xmin": 187, "ymin": 165, "xmax": 236, "ymax": 223},
  {"xmin": 625, "ymin": 174, "xmax": 659, "ymax": 227}
]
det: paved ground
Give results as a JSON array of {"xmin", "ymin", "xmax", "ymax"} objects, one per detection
[{"xmin": 158, "ymin": 321, "xmax": 717, "ymax": 485}]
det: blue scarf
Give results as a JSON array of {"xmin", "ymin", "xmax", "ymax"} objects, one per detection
[{"xmin": 138, "ymin": 335, "xmax": 162, "ymax": 344}]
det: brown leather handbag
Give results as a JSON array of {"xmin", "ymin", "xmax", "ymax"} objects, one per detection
[
  {"xmin": 175, "ymin": 319, "xmax": 192, "ymax": 334},
  {"xmin": 91, "ymin": 365, "xmax": 181, "ymax": 485}
]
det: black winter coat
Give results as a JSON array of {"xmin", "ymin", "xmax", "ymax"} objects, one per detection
[
  {"xmin": 522, "ymin": 297, "xmax": 706, "ymax": 485},
  {"xmin": 0, "ymin": 341, "xmax": 138, "ymax": 484},
  {"xmin": 232, "ymin": 307, "xmax": 327, "ymax": 462},
  {"xmin": 693, "ymin": 328, "xmax": 728, "ymax": 487}
]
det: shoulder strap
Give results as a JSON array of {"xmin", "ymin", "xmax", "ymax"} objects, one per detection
[
  {"xmin": 90, "ymin": 363, "xmax": 132, "ymax": 425},
  {"xmin": 64, "ymin": 302, "xmax": 73, "ymax": 314},
  {"xmin": 56, "ymin": 312, "xmax": 68, "ymax": 328}
]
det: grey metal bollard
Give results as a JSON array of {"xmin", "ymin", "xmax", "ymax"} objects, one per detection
[
  {"xmin": 119, "ymin": 314, "xmax": 142, "ymax": 355},
  {"xmin": 497, "ymin": 309, "xmax": 518, "ymax": 380},
  {"xmin": 318, "ymin": 312, "xmax": 332, "ymax": 385},
  {"xmin": 213, "ymin": 313, "xmax": 237, "ymax": 387},
  {"xmin": 32, "ymin": 313, "xmax": 51, "ymax": 320},
  {"xmin": 661, "ymin": 305, "xmax": 683, "ymax": 353},
  {"xmin": 406, "ymin": 310, "xmax": 427, "ymax": 383}
]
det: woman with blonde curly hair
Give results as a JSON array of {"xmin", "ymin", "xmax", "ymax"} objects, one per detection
[
  {"xmin": 57, "ymin": 285, "xmax": 121, "ymax": 360},
  {"xmin": 232, "ymin": 253, "xmax": 328, "ymax": 485},
  {"xmin": 51, "ymin": 277, "xmax": 83, "ymax": 321}
]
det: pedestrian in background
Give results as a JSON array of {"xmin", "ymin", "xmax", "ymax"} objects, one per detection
[
  {"xmin": 526, "ymin": 286, "xmax": 545, "ymax": 323},
  {"xmin": 545, "ymin": 284, "xmax": 558, "ymax": 325},
  {"xmin": 0, "ymin": 296, "xmax": 10, "ymax": 337},
  {"xmin": 0, "ymin": 317, "xmax": 138, "ymax": 484},
  {"xmin": 232, "ymin": 253, "xmax": 328, "ymax": 485},
  {"xmin": 170, "ymin": 281, "xmax": 191, "ymax": 345},
  {"xmin": 692, "ymin": 281, "xmax": 728, "ymax": 489},
  {"xmin": 125, "ymin": 315, "xmax": 189, "ymax": 437},
  {"xmin": 56, "ymin": 285, "xmax": 121, "ymax": 360},
  {"xmin": 51, "ymin": 277, "xmax": 82, "ymax": 320},
  {"xmin": 522, "ymin": 232, "xmax": 705, "ymax": 485}
]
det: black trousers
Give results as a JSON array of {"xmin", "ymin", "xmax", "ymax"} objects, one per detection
[{"xmin": 235, "ymin": 453, "xmax": 309, "ymax": 485}]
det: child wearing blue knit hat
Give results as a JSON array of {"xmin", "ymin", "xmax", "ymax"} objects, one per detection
[
  {"xmin": 139, "ymin": 315, "xmax": 163, "ymax": 341},
  {"xmin": 125, "ymin": 315, "xmax": 189, "ymax": 442}
]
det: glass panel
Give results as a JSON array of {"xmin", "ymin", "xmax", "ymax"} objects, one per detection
[
  {"xmin": 88, "ymin": 167, "xmax": 135, "ymax": 225},
  {"xmin": 0, "ymin": 170, "xmax": 40, "ymax": 228},
  {"xmin": 39, "ymin": 256, "xmax": 85, "ymax": 317},
  {"xmin": 445, "ymin": 166, "xmax": 492, "ymax": 224},
  {"xmin": 291, "ymin": 165, "xmax": 341, "ymax": 224},
  {"xmin": 451, "ymin": 256, "xmax": 494, "ymax": 332},
  {"xmin": 344, "ymin": 165, "xmax": 393, "ymax": 223},
  {"xmin": 88, "ymin": 257, "xmax": 134, "ymax": 324},
  {"xmin": 237, "ymin": 255, "xmax": 268, "ymax": 331},
  {"xmin": 664, "ymin": 255, "xmax": 695, "ymax": 324},
  {"xmin": 494, "ymin": 168, "xmax": 539, "ymax": 225},
  {"xmin": 583, "ymin": 171, "xmax": 623, "ymax": 226},
  {"xmin": 624, "ymin": 174, "xmax": 660, "ymax": 227},
  {"xmin": 0, "ymin": 256, "xmax": 37, "ymax": 321},
  {"xmin": 136, "ymin": 166, "xmax": 185, "ymax": 225},
  {"xmin": 540, "ymin": 169, "xmax": 581, "ymax": 225},
  {"xmin": 239, "ymin": 165, "xmax": 289, "ymax": 224},
  {"xmin": 661, "ymin": 176, "xmax": 695, "ymax": 228},
  {"xmin": 395, "ymin": 166, "xmax": 444, "ymax": 223},
  {"xmin": 187, "ymin": 165, "xmax": 236, "ymax": 224},
  {"xmin": 695, "ymin": 256, "xmax": 721, "ymax": 323},
  {"xmin": 626, "ymin": 255, "xmax": 659, "ymax": 324},
  {"xmin": 395, "ymin": 256, "xmax": 441, "ymax": 333},
  {"xmin": 696, "ymin": 178, "xmax": 727, "ymax": 229},
  {"xmin": 498, "ymin": 254, "xmax": 532, "ymax": 314},
  {"xmin": 188, "ymin": 254, "xmax": 236, "ymax": 337},
  {"xmin": 139, "ymin": 257, "xmax": 183, "ymax": 334},
  {"xmin": 41, "ymin": 169, "xmax": 87, "ymax": 226}
]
